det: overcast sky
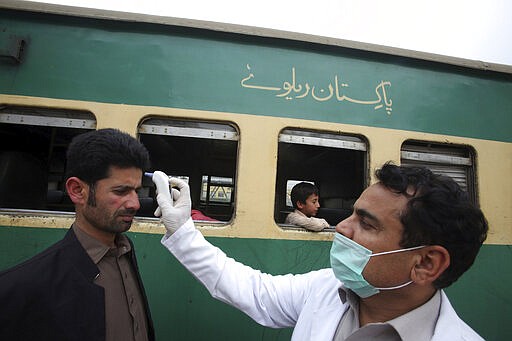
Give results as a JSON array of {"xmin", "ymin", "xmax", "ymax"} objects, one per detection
[{"xmin": 28, "ymin": 0, "xmax": 512, "ymax": 66}]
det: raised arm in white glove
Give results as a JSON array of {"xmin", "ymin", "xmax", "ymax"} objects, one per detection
[{"xmin": 151, "ymin": 171, "xmax": 192, "ymax": 235}]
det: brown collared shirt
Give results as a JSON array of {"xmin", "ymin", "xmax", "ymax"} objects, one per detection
[{"xmin": 73, "ymin": 225, "xmax": 149, "ymax": 341}]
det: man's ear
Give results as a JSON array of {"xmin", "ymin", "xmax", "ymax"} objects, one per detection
[
  {"xmin": 65, "ymin": 177, "xmax": 88, "ymax": 205},
  {"xmin": 411, "ymin": 245, "xmax": 450, "ymax": 285}
]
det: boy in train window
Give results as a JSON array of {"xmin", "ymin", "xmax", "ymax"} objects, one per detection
[{"xmin": 285, "ymin": 182, "xmax": 330, "ymax": 231}]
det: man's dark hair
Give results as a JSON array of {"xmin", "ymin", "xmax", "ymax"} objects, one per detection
[
  {"xmin": 66, "ymin": 128, "xmax": 150, "ymax": 185},
  {"xmin": 290, "ymin": 182, "xmax": 319, "ymax": 209},
  {"xmin": 375, "ymin": 162, "xmax": 488, "ymax": 289}
]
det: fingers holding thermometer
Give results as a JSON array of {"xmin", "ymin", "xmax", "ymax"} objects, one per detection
[{"xmin": 145, "ymin": 171, "xmax": 192, "ymax": 234}]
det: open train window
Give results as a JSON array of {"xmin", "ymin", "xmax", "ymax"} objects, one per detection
[
  {"xmin": 275, "ymin": 128, "xmax": 367, "ymax": 229},
  {"xmin": 200, "ymin": 175, "xmax": 233, "ymax": 204},
  {"xmin": 401, "ymin": 140, "xmax": 477, "ymax": 204},
  {"xmin": 138, "ymin": 118, "xmax": 238, "ymax": 222},
  {"xmin": 0, "ymin": 106, "xmax": 96, "ymax": 212}
]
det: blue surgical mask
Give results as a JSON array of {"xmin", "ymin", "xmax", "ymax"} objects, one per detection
[{"xmin": 330, "ymin": 232, "xmax": 425, "ymax": 298}]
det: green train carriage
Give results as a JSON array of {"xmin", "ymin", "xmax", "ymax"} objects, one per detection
[{"xmin": 0, "ymin": 1, "xmax": 511, "ymax": 340}]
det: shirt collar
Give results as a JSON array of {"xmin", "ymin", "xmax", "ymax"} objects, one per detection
[
  {"xmin": 72, "ymin": 224, "xmax": 131, "ymax": 264},
  {"xmin": 387, "ymin": 290, "xmax": 441, "ymax": 341},
  {"xmin": 338, "ymin": 285, "xmax": 441, "ymax": 341},
  {"xmin": 338, "ymin": 286, "xmax": 358, "ymax": 309}
]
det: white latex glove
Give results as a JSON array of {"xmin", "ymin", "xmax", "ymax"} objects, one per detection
[{"xmin": 152, "ymin": 171, "xmax": 191, "ymax": 234}]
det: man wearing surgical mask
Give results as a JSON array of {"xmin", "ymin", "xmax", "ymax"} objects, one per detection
[{"xmin": 151, "ymin": 163, "xmax": 488, "ymax": 340}]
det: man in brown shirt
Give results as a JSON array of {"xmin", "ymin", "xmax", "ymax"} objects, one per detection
[
  {"xmin": 73, "ymin": 225, "xmax": 150, "ymax": 341},
  {"xmin": 0, "ymin": 128, "xmax": 154, "ymax": 341}
]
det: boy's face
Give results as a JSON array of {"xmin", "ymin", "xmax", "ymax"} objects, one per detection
[{"xmin": 297, "ymin": 193, "xmax": 320, "ymax": 217}]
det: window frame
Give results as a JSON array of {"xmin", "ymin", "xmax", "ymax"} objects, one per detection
[
  {"xmin": 400, "ymin": 140, "xmax": 477, "ymax": 204},
  {"xmin": 275, "ymin": 128, "xmax": 368, "ymax": 230},
  {"xmin": 138, "ymin": 117, "xmax": 239, "ymax": 223},
  {"xmin": 0, "ymin": 106, "xmax": 96, "ymax": 212}
]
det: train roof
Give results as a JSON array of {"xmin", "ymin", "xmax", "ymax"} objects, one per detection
[{"xmin": 2, "ymin": 0, "xmax": 512, "ymax": 75}]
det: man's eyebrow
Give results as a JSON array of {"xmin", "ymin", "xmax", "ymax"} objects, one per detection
[
  {"xmin": 112, "ymin": 184, "xmax": 140, "ymax": 191},
  {"xmin": 354, "ymin": 207, "xmax": 381, "ymax": 226}
]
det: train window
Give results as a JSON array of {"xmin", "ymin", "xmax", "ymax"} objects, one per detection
[
  {"xmin": 200, "ymin": 175, "xmax": 233, "ymax": 204},
  {"xmin": 401, "ymin": 140, "xmax": 477, "ymax": 204},
  {"xmin": 0, "ymin": 106, "xmax": 96, "ymax": 212},
  {"xmin": 138, "ymin": 118, "xmax": 238, "ymax": 222},
  {"xmin": 275, "ymin": 128, "xmax": 367, "ymax": 229}
]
